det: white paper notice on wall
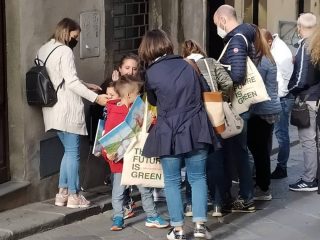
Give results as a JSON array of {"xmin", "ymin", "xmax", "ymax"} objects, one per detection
[{"xmin": 80, "ymin": 11, "xmax": 100, "ymax": 58}]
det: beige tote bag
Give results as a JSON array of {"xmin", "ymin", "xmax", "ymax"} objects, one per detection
[
  {"xmin": 121, "ymin": 99, "xmax": 164, "ymax": 188},
  {"xmin": 218, "ymin": 33, "xmax": 270, "ymax": 114}
]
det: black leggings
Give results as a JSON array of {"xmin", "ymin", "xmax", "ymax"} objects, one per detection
[{"xmin": 247, "ymin": 115, "xmax": 274, "ymax": 191}]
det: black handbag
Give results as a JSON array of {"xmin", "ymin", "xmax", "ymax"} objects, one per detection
[
  {"xmin": 26, "ymin": 45, "xmax": 64, "ymax": 107},
  {"xmin": 290, "ymin": 96, "xmax": 310, "ymax": 128}
]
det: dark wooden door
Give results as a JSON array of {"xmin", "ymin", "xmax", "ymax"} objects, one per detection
[{"xmin": 0, "ymin": 0, "xmax": 9, "ymax": 184}]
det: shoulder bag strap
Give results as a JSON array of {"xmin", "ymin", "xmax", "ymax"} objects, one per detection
[
  {"xmin": 203, "ymin": 59, "xmax": 217, "ymax": 91},
  {"xmin": 44, "ymin": 45, "xmax": 64, "ymax": 66}
]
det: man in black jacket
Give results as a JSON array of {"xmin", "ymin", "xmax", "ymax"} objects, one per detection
[
  {"xmin": 288, "ymin": 13, "xmax": 319, "ymax": 192},
  {"xmin": 214, "ymin": 4, "xmax": 256, "ymax": 212}
]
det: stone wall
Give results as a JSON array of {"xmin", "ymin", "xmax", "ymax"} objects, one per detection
[{"xmin": 5, "ymin": 0, "xmax": 106, "ymax": 208}]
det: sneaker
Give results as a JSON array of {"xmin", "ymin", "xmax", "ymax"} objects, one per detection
[
  {"xmin": 110, "ymin": 216, "xmax": 124, "ymax": 231},
  {"xmin": 54, "ymin": 193, "xmax": 68, "ymax": 207},
  {"xmin": 184, "ymin": 203, "xmax": 192, "ymax": 217},
  {"xmin": 254, "ymin": 187, "xmax": 272, "ymax": 201},
  {"xmin": 228, "ymin": 198, "xmax": 256, "ymax": 213},
  {"xmin": 194, "ymin": 223, "xmax": 212, "ymax": 239},
  {"xmin": 212, "ymin": 204, "xmax": 222, "ymax": 217},
  {"xmin": 123, "ymin": 202, "xmax": 135, "ymax": 219},
  {"xmin": 153, "ymin": 188, "xmax": 166, "ymax": 202},
  {"xmin": 66, "ymin": 194, "xmax": 90, "ymax": 208},
  {"xmin": 271, "ymin": 166, "xmax": 287, "ymax": 179},
  {"xmin": 167, "ymin": 227, "xmax": 186, "ymax": 240},
  {"xmin": 289, "ymin": 178, "xmax": 318, "ymax": 192},
  {"xmin": 145, "ymin": 216, "xmax": 169, "ymax": 228}
]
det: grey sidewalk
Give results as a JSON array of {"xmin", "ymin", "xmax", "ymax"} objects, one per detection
[{"xmin": 2, "ymin": 126, "xmax": 320, "ymax": 240}]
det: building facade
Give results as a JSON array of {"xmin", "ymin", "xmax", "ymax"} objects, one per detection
[{"xmin": 0, "ymin": 0, "xmax": 319, "ymax": 211}]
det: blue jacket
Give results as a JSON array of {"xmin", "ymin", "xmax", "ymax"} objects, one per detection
[
  {"xmin": 251, "ymin": 57, "xmax": 281, "ymax": 115},
  {"xmin": 288, "ymin": 39, "xmax": 320, "ymax": 101},
  {"xmin": 219, "ymin": 23, "xmax": 256, "ymax": 84},
  {"xmin": 143, "ymin": 55, "xmax": 215, "ymax": 157}
]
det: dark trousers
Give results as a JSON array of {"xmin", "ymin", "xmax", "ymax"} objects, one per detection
[
  {"xmin": 247, "ymin": 115, "xmax": 274, "ymax": 191},
  {"xmin": 206, "ymin": 149, "xmax": 225, "ymax": 206},
  {"xmin": 222, "ymin": 119, "xmax": 254, "ymax": 202}
]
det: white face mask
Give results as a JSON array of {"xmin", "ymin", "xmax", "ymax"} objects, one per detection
[{"xmin": 217, "ymin": 26, "xmax": 227, "ymax": 39}]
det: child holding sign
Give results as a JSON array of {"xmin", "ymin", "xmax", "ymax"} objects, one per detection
[{"xmin": 102, "ymin": 75, "xmax": 168, "ymax": 231}]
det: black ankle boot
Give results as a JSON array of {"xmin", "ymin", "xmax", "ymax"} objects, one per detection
[{"xmin": 271, "ymin": 166, "xmax": 287, "ymax": 179}]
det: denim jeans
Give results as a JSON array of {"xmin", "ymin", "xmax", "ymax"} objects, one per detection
[
  {"xmin": 57, "ymin": 131, "xmax": 80, "ymax": 194},
  {"xmin": 111, "ymin": 173, "xmax": 158, "ymax": 218},
  {"xmin": 161, "ymin": 149, "xmax": 208, "ymax": 227},
  {"xmin": 274, "ymin": 96, "xmax": 294, "ymax": 169},
  {"xmin": 298, "ymin": 101, "xmax": 318, "ymax": 182},
  {"xmin": 222, "ymin": 114, "xmax": 254, "ymax": 202}
]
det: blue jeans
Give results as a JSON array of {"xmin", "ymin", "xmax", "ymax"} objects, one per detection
[
  {"xmin": 274, "ymin": 96, "xmax": 294, "ymax": 169},
  {"xmin": 161, "ymin": 149, "xmax": 208, "ymax": 227},
  {"xmin": 111, "ymin": 173, "xmax": 158, "ymax": 218},
  {"xmin": 222, "ymin": 114, "xmax": 254, "ymax": 202},
  {"xmin": 57, "ymin": 131, "xmax": 80, "ymax": 194}
]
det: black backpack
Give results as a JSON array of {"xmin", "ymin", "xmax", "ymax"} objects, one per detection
[{"xmin": 26, "ymin": 45, "xmax": 64, "ymax": 107}]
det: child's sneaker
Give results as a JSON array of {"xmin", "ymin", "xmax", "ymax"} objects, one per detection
[
  {"xmin": 54, "ymin": 193, "xmax": 68, "ymax": 206},
  {"xmin": 110, "ymin": 216, "xmax": 124, "ymax": 231},
  {"xmin": 194, "ymin": 223, "xmax": 212, "ymax": 239},
  {"xmin": 167, "ymin": 227, "xmax": 186, "ymax": 240},
  {"xmin": 66, "ymin": 194, "xmax": 90, "ymax": 208},
  {"xmin": 145, "ymin": 216, "xmax": 169, "ymax": 228}
]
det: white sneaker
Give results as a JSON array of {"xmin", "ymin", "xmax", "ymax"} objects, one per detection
[
  {"xmin": 167, "ymin": 227, "xmax": 186, "ymax": 240},
  {"xmin": 67, "ymin": 194, "xmax": 90, "ymax": 208},
  {"xmin": 194, "ymin": 223, "xmax": 212, "ymax": 239},
  {"xmin": 253, "ymin": 187, "xmax": 272, "ymax": 201}
]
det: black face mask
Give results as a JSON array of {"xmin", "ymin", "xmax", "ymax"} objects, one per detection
[{"xmin": 68, "ymin": 37, "xmax": 78, "ymax": 50}]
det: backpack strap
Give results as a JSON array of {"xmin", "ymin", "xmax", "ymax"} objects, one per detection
[{"xmin": 43, "ymin": 45, "xmax": 64, "ymax": 66}]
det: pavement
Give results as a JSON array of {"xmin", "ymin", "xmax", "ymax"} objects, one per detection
[{"xmin": 1, "ymin": 126, "xmax": 320, "ymax": 240}]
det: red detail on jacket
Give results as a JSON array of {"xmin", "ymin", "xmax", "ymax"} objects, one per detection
[{"xmin": 102, "ymin": 99, "xmax": 129, "ymax": 173}]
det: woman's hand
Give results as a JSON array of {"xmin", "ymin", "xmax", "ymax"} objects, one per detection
[
  {"xmin": 112, "ymin": 70, "xmax": 120, "ymax": 81},
  {"xmin": 95, "ymin": 94, "xmax": 108, "ymax": 106},
  {"xmin": 84, "ymin": 82, "xmax": 102, "ymax": 92}
]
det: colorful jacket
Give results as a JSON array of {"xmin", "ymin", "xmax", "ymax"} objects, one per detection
[{"xmin": 102, "ymin": 99, "xmax": 129, "ymax": 173}]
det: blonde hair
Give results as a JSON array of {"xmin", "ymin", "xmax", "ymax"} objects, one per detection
[
  {"xmin": 181, "ymin": 40, "xmax": 207, "ymax": 58},
  {"xmin": 297, "ymin": 13, "xmax": 317, "ymax": 28},
  {"xmin": 308, "ymin": 27, "xmax": 320, "ymax": 65},
  {"xmin": 51, "ymin": 18, "xmax": 81, "ymax": 44},
  {"xmin": 114, "ymin": 75, "xmax": 143, "ymax": 98}
]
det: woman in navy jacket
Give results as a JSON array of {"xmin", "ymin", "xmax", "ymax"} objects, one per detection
[{"xmin": 139, "ymin": 29, "xmax": 215, "ymax": 240}]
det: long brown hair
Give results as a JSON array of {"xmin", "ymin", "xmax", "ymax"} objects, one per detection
[
  {"xmin": 308, "ymin": 27, "xmax": 320, "ymax": 66},
  {"xmin": 138, "ymin": 29, "xmax": 173, "ymax": 64},
  {"xmin": 51, "ymin": 18, "xmax": 81, "ymax": 45},
  {"xmin": 253, "ymin": 25, "xmax": 275, "ymax": 64},
  {"xmin": 181, "ymin": 40, "xmax": 207, "ymax": 58}
]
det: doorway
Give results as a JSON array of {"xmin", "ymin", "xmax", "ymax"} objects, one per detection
[
  {"xmin": 207, "ymin": 0, "xmax": 225, "ymax": 59},
  {"xmin": 0, "ymin": 0, "xmax": 9, "ymax": 184}
]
